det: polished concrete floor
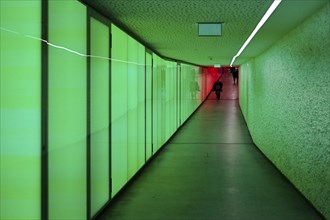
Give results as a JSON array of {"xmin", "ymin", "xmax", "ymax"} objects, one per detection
[{"xmin": 97, "ymin": 75, "xmax": 323, "ymax": 220}]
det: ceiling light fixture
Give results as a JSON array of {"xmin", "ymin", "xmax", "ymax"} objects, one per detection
[
  {"xmin": 198, "ymin": 22, "xmax": 222, "ymax": 36},
  {"xmin": 230, "ymin": 0, "xmax": 282, "ymax": 66}
]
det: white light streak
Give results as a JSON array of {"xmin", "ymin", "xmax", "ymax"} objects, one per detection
[{"xmin": 1, "ymin": 27, "xmax": 145, "ymax": 66}]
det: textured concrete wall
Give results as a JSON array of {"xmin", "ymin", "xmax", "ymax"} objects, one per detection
[{"xmin": 239, "ymin": 3, "xmax": 330, "ymax": 218}]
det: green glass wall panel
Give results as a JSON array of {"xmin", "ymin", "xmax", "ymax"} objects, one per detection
[
  {"xmin": 151, "ymin": 56, "xmax": 183, "ymax": 152},
  {"xmin": 152, "ymin": 54, "xmax": 165, "ymax": 152},
  {"xmin": 0, "ymin": 1, "xmax": 226, "ymax": 218},
  {"xmin": 112, "ymin": 29, "xmax": 146, "ymax": 187},
  {"xmin": 153, "ymin": 54, "xmax": 158, "ymax": 151},
  {"xmin": 48, "ymin": 1, "xmax": 87, "ymax": 219},
  {"xmin": 145, "ymin": 53, "xmax": 152, "ymax": 159},
  {"xmin": 90, "ymin": 17, "xmax": 110, "ymax": 217},
  {"xmin": 196, "ymin": 68, "xmax": 203, "ymax": 102},
  {"xmin": 111, "ymin": 24, "xmax": 128, "ymax": 196},
  {"xmin": 172, "ymin": 62, "xmax": 178, "ymax": 133},
  {"xmin": 159, "ymin": 59, "xmax": 167, "ymax": 147},
  {"xmin": 165, "ymin": 61, "xmax": 177, "ymax": 138},
  {"xmin": 0, "ymin": 1, "xmax": 41, "ymax": 219},
  {"xmin": 180, "ymin": 64, "xmax": 201, "ymax": 123},
  {"xmin": 137, "ymin": 44, "xmax": 146, "ymax": 168},
  {"xmin": 127, "ymin": 36, "xmax": 139, "ymax": 179},
  {"xmin": 177, "ymin": 64, "xmax": 181, "ymax": 127},
  {"xmin": 180, "ymin": 64, "xmax": 189, "ymax": 123},
  {"xmin": 164, "ymin": 61, "xmax": 170, "ymax": 138},
  {"xmin": 152, "ymin": 55, "xmax": 158, "ymax": 152}
]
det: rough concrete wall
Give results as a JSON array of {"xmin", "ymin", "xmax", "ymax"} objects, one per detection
[{"xmin": 239, "ymin": 3, "xmax": 330, "ymax": 218}]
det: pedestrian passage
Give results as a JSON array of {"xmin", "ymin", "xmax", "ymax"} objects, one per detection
[{"xmin": 97, "ymin": 76, "xmax": 323, "ymax": 220}]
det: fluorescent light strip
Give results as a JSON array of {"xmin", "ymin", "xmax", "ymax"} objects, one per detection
[{"xmin": 230, "ymin": 0, "xmax": 282, "ymax": 66}]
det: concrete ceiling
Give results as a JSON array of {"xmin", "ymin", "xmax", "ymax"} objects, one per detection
[{"xmin": 82, "ymin": 0, "xmax": 328, "ymax": 66}]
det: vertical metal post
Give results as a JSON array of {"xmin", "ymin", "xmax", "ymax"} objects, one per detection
[
  {"xmin": 86, "ymin": 9, "xmax": 91, "ymax": 220},
  {"xmin": 41, "ymin": 0, "xmax": 49, "ymax": 219}
]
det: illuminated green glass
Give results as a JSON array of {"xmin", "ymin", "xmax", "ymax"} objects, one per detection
[
  {"xmin": 126, "ymin": 37, "xmax": 146, "ymax": 177},
  {"xmin": 165, "ymin": 61, "xmax": 177, "ymax": 138},
  {"xmin": 111, "ymin": 26, "xmax": 146, "ymax": 193},
  {"xmin": 151, "ymin": 57, "xmax": 208, "ymax": 154},
  {"xmin": 152, "ymin": 56, "xmax": 182, "ymax": 153},
  {"xmin": 0, "ymin": 1, "xmax": 41, "ymax": 219},
  {"xmin": 177, "ymin": 64, "xmax": 182, "ymax": 127},
  {"xmin": 127, "ymin": 36, "xmax": 139, "ymax": 179},
  {"xmin": 111, "ymin": 24, "xmax": 128, "ymax": 196},
  {"xmin": 90, "ymin": 17, "xmax": 110, "ymax": 216},
  {"xmin": 151, "ymin": 54, "xmax": 157, "ymax": 151},
  {"xmin": 198, "ymin": 68, "xmax": 206, "ymax": 100},
  {"xmin": 145, "ymin": 53, "xmax": 152, "ymax": 159},
  {"xmin": 48, "ymin": 1, "xmax": 87, "ymax": 219},
  {"xmin": 180, "ymin": 64, "xmax": 200, "ymax": 123},
  {"xmin": 108, "ymin": 17, "xmax": 216, "ymax": 201},
  {"xmin": 165, "ymin": 61, "xmax": 170, "ymax": 137},
  {"xmin": 137, "ymin": 43, "xmax": 146, "ymax": 169},
  {"xmin": 193, "ymin": 67, "xmax": 201, "ymax": 107},
  {"xmin": 152, "ymin": 54, "xmax": 162, "ymax": 152},
  {"xmin": 180, "ymin": 64, "xmax": 188, "ymax": 123}
]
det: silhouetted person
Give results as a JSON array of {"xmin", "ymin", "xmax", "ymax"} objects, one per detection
[
  {"xmin": 212, "ymin": 79, "xmax": 223, "ymax": 100},
  {"xmin": 231, "ymin": 67, "xmax": 239, "ymax": 84}
]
